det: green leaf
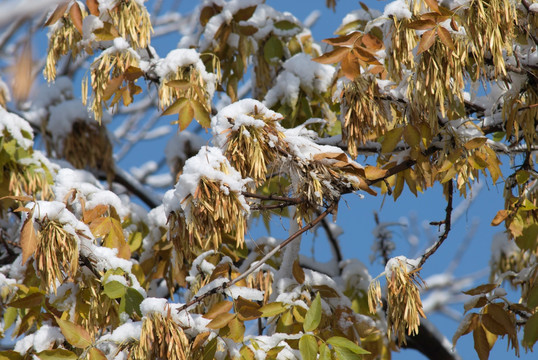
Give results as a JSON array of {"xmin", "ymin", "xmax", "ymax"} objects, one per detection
[
  {"xmin": 327, "ymin": 337, "xmax": 370, "ymax": 355},
  {"xmin": 333, "ymin": 346, "xmax": 361, "ymax": 360},
  {"xmin": 527, "ymin": 285, "xmax": 538, "ymax": 309},
  {"xmin": 264, "ymin": 36, "xmax": 283, "ymax": 64},
  {"xmin": 103, "ymin": 280, "xmax": 126, "ymax": 299},
  {"xmin": 55, "ymin": 317, "xmax": 92, "ymax": 348},
  {"xmin": 0, "ymin": 351, "xmax": 23, "ymax": 360},
  {"xmin": 523, "ymin": 312, "xmax": 538, "ymax": 348},
  {"xmin": 203, "ymin": 337, "xmax": 218, "ymax": 360},
  {"xmin": 259, "ymin": 302, "xmax": 288, "ymax": 317},
  {"xmin": 516, "ymin": 224, "xmax": 538, "ymax": 251},
  {"xmin": 299, "ymin": 334, "xmax": 319, "ymax": 360},
  {"xmin": 37, "ymin": 349, "xmax": 78, "ymax": 360},
  {"xmin": 303, "ymin": 293, "xmax": 321, "ymax": 332},
  {"xmin": 274, "ymin": 20, "xmax": 299, "ymax": 30},
  {"xmin": 3, "ymin": 307, "xmax": 17, "ymax": 330},
  {"xmin": 120, "ymin": 288, "xmax": 144, "ymax": 316},
  {"xmin": 319, "ymin": 343, "xmax": 331, "ymax": 360}
]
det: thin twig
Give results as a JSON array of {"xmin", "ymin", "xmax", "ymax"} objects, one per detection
[
  {"xmin": 418, "ymin": 180, "xmax": 454, "ymax": 269},
  {"xmin": 242, "ymin": 192, "xmax": 304, "ymax": 204},
  {"xmin": 176, "ymin": 201, "xmax": 338, "ymax": 313}
]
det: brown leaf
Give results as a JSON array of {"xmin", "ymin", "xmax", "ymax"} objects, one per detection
[
  {"xmin": 406, "ymin": 19, "xmax": 436, "ymax": 30},
  {"xmin": 103, "ymin": 75, "xmax": 124, "ymax": 101},
  {"xmin": 166, "ymin": 80, "xmax": 191, "ymax": 90},
  {"xmin": 491, "ymin": 210, "xmax": 509, "ymax": 226},
  {"xmin": 69, "ymin": 3, "xmax": 84, "ymax": 35},
  {"xmin": 463, "ymin": 284, "xmax": 498, "ymax": 296},
  {"xmin": 361, "ymin": 33, "xmax": 383, "ymax": 51},
  {"xmin": 7, "ymin": 292, "xmax": 44, "ymax": 308},
  {"xmin": 417, "ymin": 29, "xmax": 437, "ymax": 55},
  {"xmin": 204, "ymin": 301, "xmax": 233, "ymax": 319},
  {"xmin": 86, "ymin": 0, "xmax": 99, "ymax": 16},
  {"xmin": 424, "ymin": 0, "xmax": 441, "ymax": 14},
  {"xmin": 233, "ymin": 5, "xmax": 257, "ymax": 21},
  {"xmin": 12, "ymin": 41, "xmax": 34, "ymax": 101},
  {"xmin": 200, "ymin": 6, "xmax": 217, "ymax": 26},
  {"xmin": 292, "ymin": 259, "xmax": 305, "ymax": 284},
  {"xmin": 464, "ymin": 296, "xmax": 487, "ymax": 313},
  {"xmin": 481, "ymin": 313, "xmax": 508, "ymax": 336},
  {"xmin": 450, "ymin": 18, "xmax": 459, "ymax": 31},
  {"xmin": 437, "ymin": 27, "xmax": 455, "ymax": 51},
  {"xmin": 313, "ymin": 47, "xmax": 349, "ymax": 64},
  {"xmin": 192, "ymin": 331, "xmax": 211, "ymax": 350},
  {"xmin": 20, "ymin": 215, "xmax": 38, "ymax": 265},
  {"xmin": 208, "ymin": 263, "xmax": 230, "ymax": 283},
  {"xmin": 322, "ymin": 32, "xmax": 361, "ymax": 47},
  {"xmin": 473, "ymin": 325, "xmax": 491, "ymax": 360},
  {"xmin": 44, "ymin": 1, "xmax": 69, "ymax": 27},
  {"xmin": 486, "ymin": 303, "xmax": 515, "ymax": 336},
  {"xmin": 341, "ymin": 52, "xmax": 361, "ymax": 80}
]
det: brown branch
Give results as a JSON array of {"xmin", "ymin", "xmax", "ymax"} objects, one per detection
[
  {"xmin": 417, "ymin": 180, "xmax": 454, "ymax": 269},
  {"xmin": 176, "ymin": 201, "xmax": 338, "ymax": 313},
  {"xmin": 242, "ymin": 192, "xmax": 304, "ymax": 204}
]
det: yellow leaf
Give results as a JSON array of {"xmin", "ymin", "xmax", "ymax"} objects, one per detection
[
  {"xmin": 364, "ymin": 166, "xmax": 388, "ymax": 181},
  {"xmin": 166, "ymin": 80, "xmax": 191, "ymax": 90},
  {"xmin": 191, "ymin": 100, "xmax": 211, "ymax": 128},
  {"xmin": 44, "ymin": 1, "xmax": 69, "ymax": 27},
  {"xmin": 55, "ymin": 317, "xmax": 92, "ymax": 349},
  {"xmin": 464, "ymin": 137, "xmax": 487, "ymax": 150},
  {"xmin": 20, "ymin": 216, "xmax": 38, "ymax": 265},
  {"xmin": 417, "ymin": 29, "xmax": 437, "ymax": 55},
  {"xmin": 88, "ymin": 348, "xmax": 107, "ymax": 360},
  {"xmin": 381, "ymin": 127, "xmax": 404, "ymax": 153},
  {"xmin": 162, "ymin": 97, "xmax": 189, "ymax": 116},
  {"xmin": 206, "ymin": 312, "xmax": 235, "ymax": 330},
  {"xmin": 491, "ymin": 210, "xmax": 509, "ymax": 226},
  {"xmin": 226, "ymin": 316, "xmax": 245, "ymax": 342},
  {"xmin": 176, "ymin": 102, "xmax": 194, "ymax": 131}
]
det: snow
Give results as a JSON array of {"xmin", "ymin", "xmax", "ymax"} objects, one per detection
[
  {"xmin": 164, "ymin": 131, "xmax": 206, "ymax": 172},
  {"xmin": 80, "ymin": 243, "xmax": 133, "ymax": 273},
  {"xmin": 82, "ymin": 15, "xmax": 104, "ymax": 43},
  {"xmin": 340, "ymin": 8, "xmax": 382, "ymax": 29},
  {"xmin": 104, "ymin": 274, "xmax": 129, "ymax": 287},
  {"xmin": 47, "ymin": 99, "xmax": 94, "ymax": 145},
  {"xmin": 0, "ymin": 107, "xmax": 34, "ymax": 150},
  {"xmin": 263, "ymin": 53, "xmax": 335, "ymax": 108},
  {"xmin": 14, "ymin": 324, "xmax": 64, "ymax": 354},
  {"xmin": 98, "ymin": 321, "xmax": 142, "ymax": 344},
  {"xmin": 384, "ymin": 0, "xmax": 412, "ymax": 19},
  {"xmin": 529, "ymin": 3, "xmax": 538, "ymax": 12},
  {"xmin": 385, "ymin": 255, "xmax": 420, "ymax": 278},
  {"xmin": 224, "ymin": 285, "xmax": 264, "ymax": 301}
]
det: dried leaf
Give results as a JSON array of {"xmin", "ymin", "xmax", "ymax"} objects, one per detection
[
  {"xmin": 292, "ymin": 259, "xmax": 305, "ymax": 284},
  {"xmin": 103, "ymin": 75, "xmax": 124, "ymax": 101},
  {"xmin": 341, "ymin": 52, "xmax": 362, "ymax": 80},
  {"xmin": 7, "ymin": 292, "xmax": 44, "ymax": 308},
  {"xmin": 69, "ymin": 3, "xmax": 84, "ymax": 35},
  {"xmin": 162, "ymin": 97, "xmax": 189, "ymax": 116},
  {"xmin": 491, "ymin": 210, "xmax": 509, "ymax": 226},
  {"xmin": 463, "ymin": 284, "xmax": 498, "ymax": 296},
  {"xmin": 437, "ymin": 26, "xmax": 455, "ymax": 51},
  {"xmin": 362, "ymin": 33, "xmax": 383, "ymax": 50},
  {"xmin": 166, "ymin": 80, "xmax": 191, "ymax": 90},
  {"xmin": 86, "ymin": 0, "xmax": 99, "ymax": 16},
  {"xmin": 44, "ymin": 1, "xmax": 69, "ymax": 27},
  {"xmin": 424, "ymin": 0, "xmax": 441, "ymax": 14},
  {"xmin": 523, "ymin": 313, "xmax": 538, "ymax": 348},
  {"xmin": 20, "ymin": 215, "xmax": 38, "ymax": 265},
  {"xmin": 473, "ymin": 325, "xmax": 491, "ymax": 360},
  {"xmin": 381, "ymin": 127, "xmax": 404, "ymax": 153},
  {"xmin": 417, "ymin": 29, "xmax": 437, "ymax": 55},
  {"xmin": 312, "ymin": 47, "xmax": 349, "ymax": 64},
  {"xmin": 486, "ymin": 303, "xmax": 515, "ymax": 336},
  {"xmin": 191, "ymin": 100, "xmax": 211, "ymax": 128},
  {"xmin": 176, "ymin": 102, "xmax": 194, "ymax": 131},
  {"xmin": 481, "ymin": 314, "xmax": 508, "ymax": 335},
  {"xmin": 406, "ymin": 19, "xmax": 436, "ymax": 30},
  {"xmin": 12, "ymin": 41, "xmax": 34, "ymax": 101},
  {"xmin": 322, "ymin": 32, "xmax": 361, "ymax": 47}
]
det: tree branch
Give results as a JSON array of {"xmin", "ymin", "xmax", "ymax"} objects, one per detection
[
  {"xmin": 176, "ymin": 201, "xmax": 338, "ymax": 313},
  {"xmin": 417, "ymin": 180, "xmax": 454, "ymax": 269}
]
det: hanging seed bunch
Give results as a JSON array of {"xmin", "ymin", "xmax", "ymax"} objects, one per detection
[
  {"xmin": 62, "ymin": 120, "xmax": 115, "ymax": 181},
  {"xmin": 133, "ymin": 311, "xmax": 190, "ymax": 360},
  {"xmin": 156, "ymin": 49, "xmax": 217, "ymax": 113},
  {"xmin": 489, "ymin": 234, "xmax": 531, "ymax": 289},
  {"xmin": 368, "ymin": 257, "xmax": 425, "ymax": 345},
  {"xmin": 85, "ymin": 38, "xmax": 141, "ymax": 123},
  {"xmin": 284, "ymin": 129, "xmax": 375, "ymax": 221},
  {"xmin": 246, "ymin": 269, "xmax": 273, "ymax": 304},
  {"xmin": 0, "ymin": 110, "xmax": 53, "ymax": 210},
  {"xmin": 409, "ymin": 34, "xmax": 468, "ymax": 131},
  {"xmin": 168, "ymin": 146, "xmax": 250, "ymax": 263},
  {"xmin": 43, "ymin": 2, "xmax": 86, "ymax": 82},
  {"xmin": 212, "ymin": 99, "xmax": 287, "ymax": 186},
  {"xmin": 28, "ymin": 201, "xmax": 92, "ymax": 294},
  {"xmin": 503, "ymin": 80, "xmax": 538, "ymax": 147},
  {"xmin": 342, "ymin": 76, "xmax": 390, "ymax": 158},
  {"xmin": 461, "ymin": 0, "xmax": 516, "ymax": 79},
  {"xmin": 386, "ymin": 17, "xmax": 417, "ymax": 81},
  {"xmin": 102, "ymin": 0, "xmax": 153, "ymax": 50}
]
